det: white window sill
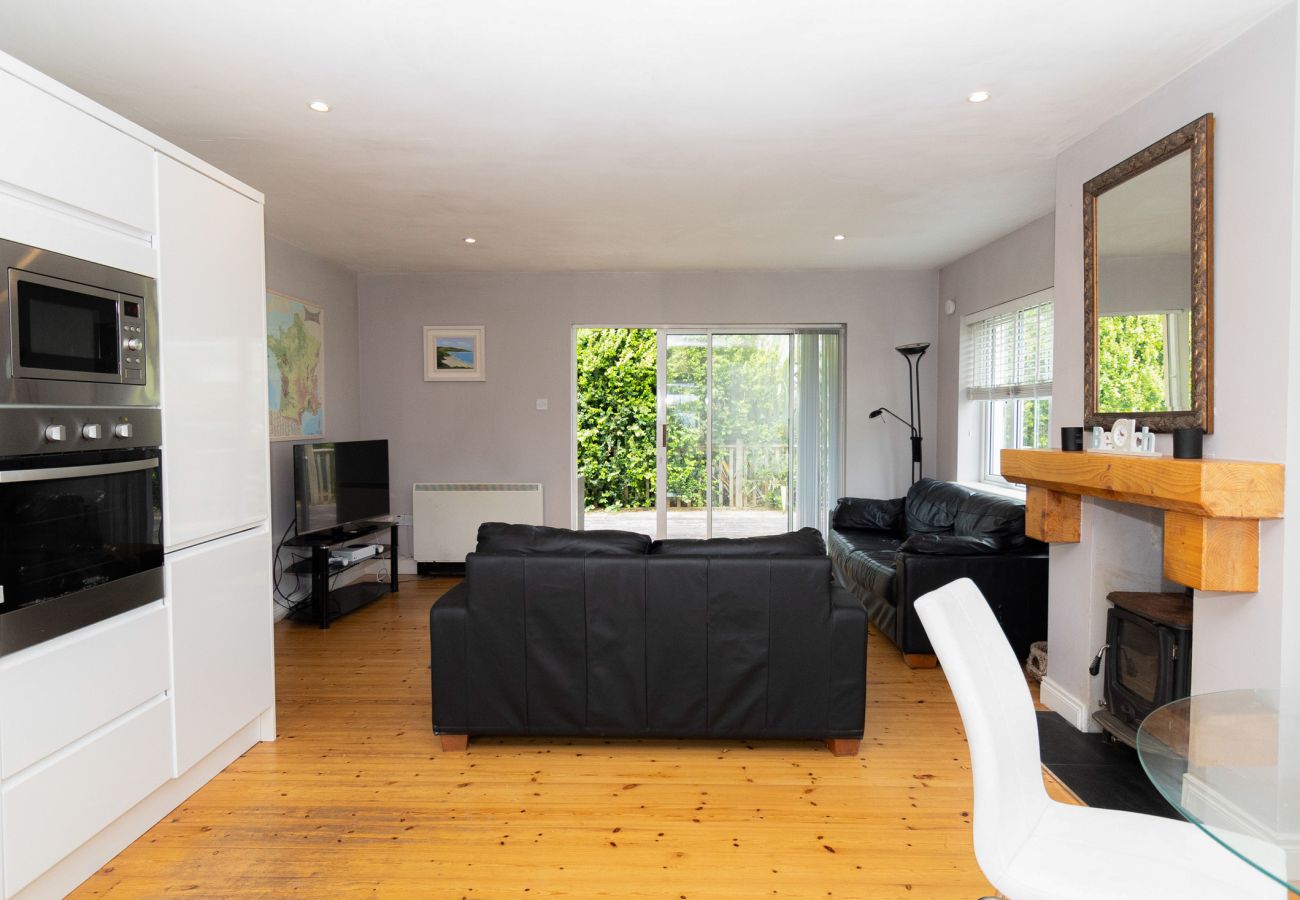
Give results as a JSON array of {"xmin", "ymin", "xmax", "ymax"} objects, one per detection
[{"xmin": 957, "ymin": 480, "xmax": 1026, "ymax": 501}]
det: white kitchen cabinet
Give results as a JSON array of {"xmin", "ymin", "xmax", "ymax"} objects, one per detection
[
  {"xmin": 0, "ymin": 67, "xmax": 158, "ymax": 275},
  {"xmin": 167, "ymin": 525, "xmax": 275, "ymax": 775},
  {"xmin": 156, "ymin": 155, "xmax": 270, "ymax": 550},
  {"xmin": 0, "ymin": 48, "xmax": 273, "ymax": 898},
  {"xmin": 0, "ymin": 68, "xmax": 156, "ymax": 234}
]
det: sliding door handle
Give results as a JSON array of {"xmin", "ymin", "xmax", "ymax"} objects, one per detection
[{"xmin": 661, "ymin": 424, "xmax": 669, "ymax": 448}]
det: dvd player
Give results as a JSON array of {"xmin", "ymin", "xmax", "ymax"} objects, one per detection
[{"xmin": 330, "ymin": 544, "xmax": 381, "ymax": 564}]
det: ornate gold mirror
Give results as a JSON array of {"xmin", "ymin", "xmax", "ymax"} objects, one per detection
[{"xmin": 1084, "ymin": 114, "xmax": 1213, "ymax": 433}]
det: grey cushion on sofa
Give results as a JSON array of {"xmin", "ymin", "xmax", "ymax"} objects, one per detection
[
  {"xmin": 650, "ymin": 527, "xmax": 826, "ymax": 557},
  {"xmin": 476, "ymin": 522, "xmax": 651, "ymax": 555}
]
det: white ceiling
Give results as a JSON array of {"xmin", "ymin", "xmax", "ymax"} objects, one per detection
[{"xmin": 0, "ymin": 0, "xmax": 1285, "ymax": 272}]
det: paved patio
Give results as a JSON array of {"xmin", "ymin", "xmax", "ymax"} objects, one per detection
[{"xmin": 583, "ymin": 508, "xmax": 789, "ymax": 539}]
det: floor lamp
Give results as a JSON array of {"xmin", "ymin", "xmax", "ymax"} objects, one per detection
[{"xmin": 870, "ymin": 341, "xmax": 929, "ymax": 484}]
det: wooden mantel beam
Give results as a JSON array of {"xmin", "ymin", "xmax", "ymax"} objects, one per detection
[{"xmin": 1002, "ymin": 450, "xmax": 1284, "ymax": 594}]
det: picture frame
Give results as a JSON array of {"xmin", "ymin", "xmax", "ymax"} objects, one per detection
[{"xmin": 424, "ymin": 326, "xmax": 486, "ymax": 381}]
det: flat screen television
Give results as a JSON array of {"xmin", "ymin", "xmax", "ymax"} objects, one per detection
[{"xmin": 293, "ymin": 439, "xmax": 390, "ymax": 537}]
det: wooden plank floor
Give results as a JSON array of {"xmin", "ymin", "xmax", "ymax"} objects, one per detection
[{"xmin": 73, "ymin": 577, "xmax": 1074, "ymax": 898}]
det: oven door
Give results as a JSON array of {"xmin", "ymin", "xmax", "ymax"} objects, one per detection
[{"xmin": 0, "ymin": 448, "xmax": 163, "ymax": 655}]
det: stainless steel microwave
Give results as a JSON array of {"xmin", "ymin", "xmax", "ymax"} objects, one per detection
[{"xmin": 0, "ymin": 238, "xmax": 158, "ymax": 407}]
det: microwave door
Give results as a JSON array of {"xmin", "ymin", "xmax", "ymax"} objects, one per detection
[{"xmin": 12, "ymin": 271, "xmax": 123, "ymax": 384}]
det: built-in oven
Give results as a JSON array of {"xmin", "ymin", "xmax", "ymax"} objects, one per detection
[
  {"xmin": 0, "ymin": 407, "xmax": 163, "ymax": 656},
  {"xmin": 1, "ymin": 237, "xmax": 157, "ymax": 407}
]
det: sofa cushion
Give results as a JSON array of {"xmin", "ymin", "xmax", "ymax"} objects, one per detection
[
  {"xmin": 832, "ymin": 497, "xmax": 904, "ymax": 532},
  {"xmin": 899, "ymin": 533, "xmax": 1007, "ymax": 555},
  {"xmin": 476, "ymin": 522, "xmax": 651, "ymax": 555},
  {"xmin": 651, "ymin": 527, "xmax": 826, "ymax": 557},
  {"xmin": 829, "ymin": 527, "xmax": 903, "ymax": 556},
  {"xmin": 904, "ymin": 478, "xmax": 973, "ymax": 536},
  {"xmin": 954, "ymin": 491, "xmax": 1028, "ymax": 547}
]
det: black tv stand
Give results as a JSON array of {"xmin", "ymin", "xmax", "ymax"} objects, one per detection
[{"xmin": 285, "ymin": 518, "xmax": 399, "ymax": 628}]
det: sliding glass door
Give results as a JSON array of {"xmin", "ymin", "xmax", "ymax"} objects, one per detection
[{"xmin": 656, "ymin": 328, "xmax": 841, "ymax": 540}]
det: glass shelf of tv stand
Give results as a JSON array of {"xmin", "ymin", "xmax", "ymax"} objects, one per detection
[
  {"xmin": 1136, "ymin": 689, "xmax": 1299, "ymax": 894},
  {"xmin": 283, "ymin": 517, "xmax": 400, "ymax": 628},
  {"xmin": 284, "ymin": 516, "xmax": 398, "ymax": 550}
]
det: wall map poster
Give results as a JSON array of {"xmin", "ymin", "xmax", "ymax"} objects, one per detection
[{"xmin": 267, "ymin": 291, "xmax": 325, "ymax": 440}]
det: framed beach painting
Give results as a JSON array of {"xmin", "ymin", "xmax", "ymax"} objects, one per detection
[{"xmin": 424, "ymin": 326, "xmax": 486, "ymax": 381}]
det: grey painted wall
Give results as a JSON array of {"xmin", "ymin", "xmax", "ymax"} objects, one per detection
[
  {"xmin": 355, "ymin": 270, "xmax": 938, "ymax": 530},
  {"xmin": 934, "ymin": 213, "xmax": 1055, "ymax": 482},
  {"xmin": 265, "ymin": 236, "xmax": 361, "ymax": 610},
  {"xmin": 1049, "ymin": 4, "xmax": 1297, "ymax": 721}
]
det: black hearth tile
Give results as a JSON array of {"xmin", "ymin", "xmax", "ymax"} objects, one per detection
[
  {"xmin": 1036, "ymin": 712, "xmax": 1181, "ymax": 820},
  {"xmin": 1036, "ymin": 710, "xmax": 1137, "ymax": 766},
  {"xmin": 1045, "ymin": 762, "xmax": 1180, "ymax": 820}
]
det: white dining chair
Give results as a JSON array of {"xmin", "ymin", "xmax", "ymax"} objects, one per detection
[{"xmin": 914, "ymin": 578, "xmax": 1286, "ymax": 900}]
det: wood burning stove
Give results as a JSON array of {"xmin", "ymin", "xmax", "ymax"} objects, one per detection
[{"xmin": 1091, "ymin": 591, "xmax": 1192, "ymax": 748}]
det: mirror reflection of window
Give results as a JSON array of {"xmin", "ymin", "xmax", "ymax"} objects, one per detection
[{"xmin": 1096, "ymin": 150, "xmax": 1193, "ymax": 413}]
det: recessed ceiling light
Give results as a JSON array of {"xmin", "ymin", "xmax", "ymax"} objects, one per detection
[
  {"xmin": 967, "ymin": 90, "xmax": 992, "ymax": 104},
  {"xmin": 308, "ymin": 100, "xmax": 331, "ymax": 113},
  {"xmin": 463, "ymin": 237, "xmax": 477, "ymax": 244},
  {"xmin": 833, "ymin": 234, "xmax": 846, "ymax": 241}
]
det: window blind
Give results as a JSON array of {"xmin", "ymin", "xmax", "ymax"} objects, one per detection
[{"xmin": 965, "ymin": 300, "xmax": 1053, "ymax": 401}]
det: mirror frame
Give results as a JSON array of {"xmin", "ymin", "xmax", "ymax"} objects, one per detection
[{"xmin": 1084, "ymin": 113, "xmax": 1214, "ymax": 433}]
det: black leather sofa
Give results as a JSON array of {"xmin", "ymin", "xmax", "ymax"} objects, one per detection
[
  {"xmin": 430, "ymin": 523, "xmax": 868, "ymax": 754},
  {"xmin": 829, "ymin": 478, "xmax": 1047, "ymax": 668}
]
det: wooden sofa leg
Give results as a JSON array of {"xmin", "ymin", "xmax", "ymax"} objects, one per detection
[
  {"xmin": 825, "ymin": 738, "xmax": 860, "ymax": 757},
  {"xmin": 904, "ymin": 653, "xmax": 938, "ymax": 669},
  {"xmin": 439, "ymin": 733, "xmax": 468, "ymax": 752}
]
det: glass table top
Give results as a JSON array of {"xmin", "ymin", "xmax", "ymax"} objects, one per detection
[{"xmin": 1136, "ymin": 689, "xmax": 1300, "ymax": 895}]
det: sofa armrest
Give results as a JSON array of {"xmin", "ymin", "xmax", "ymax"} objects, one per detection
[
  {"xmin": 429, "ymin": 582, "xmax": 468, "ymax": 732},
  {"xmin": 892, "ymin": 551, "xmax": 1048, "ymax": 659},
  {"xmin": 828, "ymin": 585, "xmax": 867, "ymax": 736}
]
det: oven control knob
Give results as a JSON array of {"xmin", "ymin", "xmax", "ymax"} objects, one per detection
[
  {"xmin": 125, "ymin": 338, "xmax": 143, "ymax": 352},
  {"xmin": 114, "ymin": 423, "xmax": 133, "ymax": 439},
  {"xmin": 44, "ymin": 425, "xmax": 67, "ymax": 443},
  {"xmin": 81, "ymin": 424, "xmax": 102, "ymax": 440}
]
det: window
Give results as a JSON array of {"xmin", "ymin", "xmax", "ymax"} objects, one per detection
[{"xmin": 964, "ymin": 292, "xmax": 1053, "ymax": 485}]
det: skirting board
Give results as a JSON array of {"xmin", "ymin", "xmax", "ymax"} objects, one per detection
[
  {"xmin": 1179, "ymin": 773, "xmax": 1300, "ymax": 877},
  {"xmin": 1040, "ymin": 676, "xmax": 1098, "ymax": 732},
  {"xmin": 16, "ymin": 713, "xmax": 267, "ymax": 899}
]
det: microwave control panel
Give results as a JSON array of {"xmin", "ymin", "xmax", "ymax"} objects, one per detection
[{"xmin": 121, "ymin": 297, "xmax": 146, "ymax": 385}]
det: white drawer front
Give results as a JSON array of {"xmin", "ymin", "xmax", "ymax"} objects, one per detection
[
  {"xmin": 0, "ymin": 603, "xmax": 170, "ymax": 779},
  {"xmin": 0, "ymin": 69, "xmax": 156, "ymax": 235},
  {"xmin": 2, "ymin": 695, "xmax": 172, "ymax": 896}
]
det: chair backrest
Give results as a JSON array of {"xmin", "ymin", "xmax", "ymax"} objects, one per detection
[{"xmin": 914, "ymin": 578, "xmax": 1051, "ymax": 883}]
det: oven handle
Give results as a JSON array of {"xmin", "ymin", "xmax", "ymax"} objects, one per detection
[{"xmin": 0, "ymin": 457, "xmax": 159, "ymax": 483}]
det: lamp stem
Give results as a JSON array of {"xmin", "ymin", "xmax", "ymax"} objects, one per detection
[{"xmin": 912, "ymin": 355, "xmax": 923, "ymax": 484}]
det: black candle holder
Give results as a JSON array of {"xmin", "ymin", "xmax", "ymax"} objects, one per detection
[{"xmin": 1173, "ymin": 427, "xmax": 1203, "ymax": 459}]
